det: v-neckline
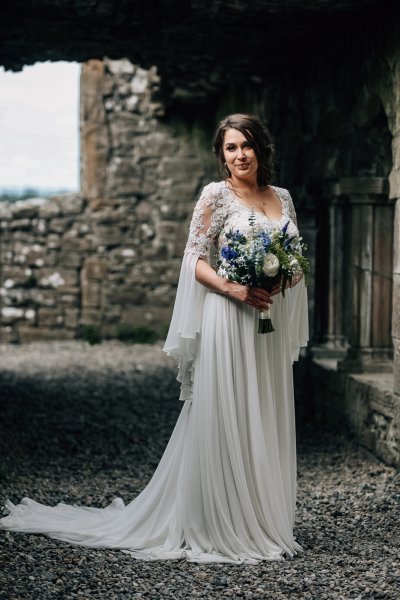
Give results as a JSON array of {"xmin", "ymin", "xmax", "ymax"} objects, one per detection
[{"xmin": 224, "ymin": 182, "xmax": 285, "ymax": 224}]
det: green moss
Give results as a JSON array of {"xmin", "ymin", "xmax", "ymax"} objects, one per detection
[
  {"xmin": 25, "ymin": 273, "xmax": 38, "ymax": 288},
  {"xmin": 79, "ymin": 324, "xmax": 102, "ymax": 345},
  {"xmin": 77, "ymin": 323, "xmax": 169, "ymax": 345},
  {"xmin": 115, "ymin": 323, "xmax": 159, "ymax": 344},
  {"xmin": 158, "ymin": 323, "xmax": 170, "ymax": 339}
]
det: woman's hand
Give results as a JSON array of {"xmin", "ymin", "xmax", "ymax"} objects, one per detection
[
  {"xmin": 195, "ymin": 258, "xmax": 302, "ymax": 310},
  {"xmin": 195, "ymin": 259, "xmax": 272, "ymax": 311},
  {"xmin": 270, "ymin": 274, "xmax": 303, "ymax": 296},
  {"xmin": 225, "ymin": 282, "xmax": 273, "ymax": 312}
]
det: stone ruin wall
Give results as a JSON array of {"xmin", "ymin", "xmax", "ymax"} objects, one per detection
[
  {"xmin": 1, "ymin": 50, "xmax": 400, "ymax": 467},
  {"xmin": 0, "ymin": 53, "xmax": 397, "ymax": 350},
  {"xmin": 0, "ymin": 59, "xmax": 215, "ymax": 343}
]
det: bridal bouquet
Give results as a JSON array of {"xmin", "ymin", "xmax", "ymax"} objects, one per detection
[{"xmin": 217, "ymin": 209, "xmax": 310, "ymax": 333}]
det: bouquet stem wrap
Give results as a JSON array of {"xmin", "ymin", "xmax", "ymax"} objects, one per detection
[{"xmin": 258, "ymin": 304, "xmax": 275, "ymax": 334}]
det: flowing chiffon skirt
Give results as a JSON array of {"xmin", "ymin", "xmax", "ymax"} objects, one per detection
[{"xmin": 0, "ymin": 290, "xmax": 304, "ymax": 564}]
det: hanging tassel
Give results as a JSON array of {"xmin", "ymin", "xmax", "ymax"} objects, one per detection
[{"xmin": 258, "ymin": 305, "xmax": 275, "ymax": 334}]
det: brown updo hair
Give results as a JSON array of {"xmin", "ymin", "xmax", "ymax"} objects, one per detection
[{"xmin": 213, "ymin": 113, "xmax": 275, "ymax": 188}]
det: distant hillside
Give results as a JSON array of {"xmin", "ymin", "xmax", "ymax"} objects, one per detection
[{"xmin": 0, "ymin": 186, "xmax": 77, "ymax": 202}]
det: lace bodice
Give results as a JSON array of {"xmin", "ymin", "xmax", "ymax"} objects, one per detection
[
  {"xmin": 164, "ymin": 180, "xmax": 307, "ymax": 405},
  {"xmin": 184, "ymin": 180, "xmax": 300, "ymax": 262}
]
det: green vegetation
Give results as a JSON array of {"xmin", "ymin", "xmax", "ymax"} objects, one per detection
[
  {"xmin": 115, "ymin": 323, "xmax": 159, "ymax": 344},
  {"xmin": 79, "ymin": 324, "xmax": 103, "ymax": 345},
  {"xmin": 25, "ymin": 273, "xmax": 38, "ymax": 288},
  {"xmin": 158, "ymin": 323, "xmax": 170, "ymax": 339},
  {"xmin": 78, "ymin": 323, "xmax": 168, "ymax": 345},
  {"xmin": 0, "ymin": 187, "xmax": 73, "ymax": 203}
]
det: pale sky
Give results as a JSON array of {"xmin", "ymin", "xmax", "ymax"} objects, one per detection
[{"xmin": 0, "ymin": 61, "xmax": 80, "ymax": 192}]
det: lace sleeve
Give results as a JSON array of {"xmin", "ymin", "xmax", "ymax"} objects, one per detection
[
  {"xmin": 184, "ymin": 182, "xmax": 227, "ymax": 260},
  {"xmin": 163, "ymin": 182, "xmax": 227, "ymax": 402},
  {"xmin": 286, "ymin": 189, "xmax": 298, "ymax": 226},
  {"xmin": 283, "ymin": 189, "xmax": 309, "ymax": 362}
]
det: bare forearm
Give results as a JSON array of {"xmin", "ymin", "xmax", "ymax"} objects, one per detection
[
  {"xmin": 194, "ymin": 257, "xmax": 273, "ymax": 311},
  {"xmin": 195, "ymin": 257, "xmax": 231, "ymax": 294}
]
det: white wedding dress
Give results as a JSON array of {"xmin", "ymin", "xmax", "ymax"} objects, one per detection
[{"xmin": 0, "ymin": 181, "xmax": 309, "ymax": 564}]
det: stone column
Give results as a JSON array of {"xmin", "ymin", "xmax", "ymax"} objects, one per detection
[
  {"xmin": 374, "ymin": 52, "xmax": 400, "ymax": 393},
  {"xmin": 338, "ymin": 177, "xmax": 393, "ymax": 373},
  {"xmin": 80, "ymin": 60, "xmax": 109, "ymax": 208},
  {"xmin": 313, "ymin": 182, "xmax": 350, "ymax": 358},
  {"xmin": 393, "ymin": 198, "xmax": 400, "ymax": 394}
]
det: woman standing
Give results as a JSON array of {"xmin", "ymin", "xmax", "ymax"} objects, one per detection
[{"xmin": 1, "ymin": 113, "xmax": 309, "ymax": 564}]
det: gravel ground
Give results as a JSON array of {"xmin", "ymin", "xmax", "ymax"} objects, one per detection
[{"xmin": 0, "ymin": 341, "xmax": 399, "ymax": 600}]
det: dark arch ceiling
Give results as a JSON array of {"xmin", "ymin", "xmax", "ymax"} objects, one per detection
[{"xmin": 0, "ymin": 1, "xmax": 398, "ymax": 101}]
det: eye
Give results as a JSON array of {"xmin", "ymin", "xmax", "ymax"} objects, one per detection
[{"xmin": 226, "ymin": 145, "xmax": 236, "ymax": 151}]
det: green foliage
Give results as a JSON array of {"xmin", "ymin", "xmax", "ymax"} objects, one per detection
[
  {"xmin": 297, "ymin": 253, "xmax": 311, "ymax": 285},
  {"xmin": 78, "ymin": 323, "xmax": 166, "ymax": 346},
  {"xmin": 25, "ymin": 273, "xmax": 38, "ymax": 288},
  {"xmin": 0, "ymin": 187, "xmax": 73, "ymax": 203},
  {"xmin": 0, "ymin": 187, "xmax": 39, "ymax": 203},
  {"xmin": 158, "ymin": 323, "xmax": 170, "ymax": 339},
  {"xmin": 248, "ymin": 206, "xmax": 257, "ymax": 230},
  {"xmin": 79, "ymin": 324, "xmax": 102, "ymax": 345},
  {"xmin": 115, "ymin": 323, "xmax": 159, "ymax": 344}
]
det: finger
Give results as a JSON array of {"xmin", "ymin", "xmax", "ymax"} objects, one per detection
[
  {"xmin": 245, "ymin": 297, "xmax": 268, "ymax": 311},
  {"xmin": 271, "ymin": 285, "xmax": 282, "ymax": 295},
  {"xmin": 251, "ymin": 288, "xmax": 273, "ymax": 302},
  {"xmin": 251, "ymin": 285, "xmax": 270, "ymax": 295},
  {"xmin": 260, "ymin": 295, "xmax": 273, "ymax": 305},
  {"xmin": 248, "ymin": 298, "xmax": 270, "ymax": 311},
  {"xmin": 245, "ymin": 299, "xmax": 259, "ymax": 310}
]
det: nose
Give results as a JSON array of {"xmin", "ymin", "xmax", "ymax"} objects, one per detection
[{"xmin": 237, "ymin": 147, "xmax": 246, "ymax": 159}]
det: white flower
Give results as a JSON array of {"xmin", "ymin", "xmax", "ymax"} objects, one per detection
[
  {"xmin": 263, "ymin": 253, "xmax": 280, "ymax": 277},
  {"xmin": 289, "ymin": 257, "xmax": 299, "ymax": 269}
]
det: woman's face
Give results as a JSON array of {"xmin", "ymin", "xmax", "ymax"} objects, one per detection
[{"xmin": 222, "ymin": 128, "xmax": 258, "ymax": 182}]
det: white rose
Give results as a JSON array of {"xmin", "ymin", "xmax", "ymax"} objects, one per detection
[
  {"xmin": 289, "ymin": 257, "xmax": 299, "ymax": 269},
  {"xmin": 263, "ymin": 253, "xmax": 280, "ymax": 277}
]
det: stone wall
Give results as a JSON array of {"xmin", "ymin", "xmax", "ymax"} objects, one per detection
[
  {"xmin": 376, "ymin": 56, "xmax": 400, "ymax": 398},
  {"xmin": 310, "ymin": 358, "xmax": 399, "ymax": 467},
  {"xmin": 307, "ymin": 47, "xmax": 400, "ymax": 468},
  {"xmin": 0, "ymin": 193, "xmax": 85, "ymax": 342},
  {"xmin": 0, "ymin": 58, "xmax": 213, "ymax": 342},
  {"xmin": 0, "ymin": 1, "xmax": 399, "ymax": 472},
  {"xmin": 0, "ymin": 42, "xmax": 399, "ymax": 467},
  {"xmin": 78, "ymin": 59, "xmax": 213, "ymax": 337},
  {"xmin": 0, "ymin": 51, "xmax": 395, "ymax": 348}
]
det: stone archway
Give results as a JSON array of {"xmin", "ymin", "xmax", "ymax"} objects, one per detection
[{"xmin": 0, "ymin": 1, "xmax": 399, "ymax": 465}]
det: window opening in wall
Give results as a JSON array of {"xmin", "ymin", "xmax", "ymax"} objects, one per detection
[{"xmin": 0, "ymin": 61, "xmax": 80, "ymax": 203}]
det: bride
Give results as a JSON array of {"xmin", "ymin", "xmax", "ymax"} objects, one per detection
[{"xmin": 0, "ymin": 113, "xmax": 309, "ymax": 564}]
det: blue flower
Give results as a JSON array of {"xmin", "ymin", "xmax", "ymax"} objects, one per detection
[
  {"xmin": 258, "ymin": 231, "xmax": 271, "ymax": 250},
  {"xmin": 230, "ymin": 229, "xmax": 246, "ymax": 243},
  {"xmin": 221, "ymin": 246, "xmax": 238, "ymax": 260},
  {"xmin": 284, "ymin": 235, "xmax": 298, "ymax": 251},
  {"xmin": 282, "ymin": 220, "xmax": 290, "ymax": 235}
]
